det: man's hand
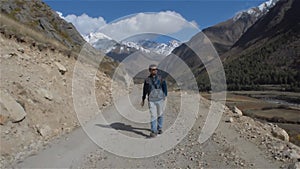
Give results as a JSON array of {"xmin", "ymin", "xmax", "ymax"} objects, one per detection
[{"xmin": 141, "ymin": 100, "xmax": 145, "ymax": 107}]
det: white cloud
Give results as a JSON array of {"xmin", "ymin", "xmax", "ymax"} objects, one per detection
[
  {"xmin": 100, "ymin": 11, "xmax": 199, "ymax": 41},
  {"xmin": 57, "ymin": 11, "xmax": 199, "ymax": 42},
  {"xmin": 57, "ymin": 12, "xmax": 106, "ymax": 36}
]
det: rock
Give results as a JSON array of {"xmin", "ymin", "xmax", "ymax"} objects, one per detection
[
  {"xmin": 39, "ymin": 88, "xmax": 53, "ymax": 101},
  {"xmin": 2, "ymin": 54, "xmax": 12, "ymax": 59},
  {"xmin": 233, "ymin": 106, "xmax": 243, "ymax": 116},
  {"xmin": 16, "ymin": 36, "xmax": 26, "ymax": 43},
  {"xmin": 9, "ymin": 52, "xmax": 18, "ymax": 57},
  {"xmin": 274, "ymin": 144, "xmax": 285, "ymax": 151},
  {"xmin": 17, "ymin": 48, "xmax": 25, "ymax": 53},
  {"xmin": 102, "ymin": 101, "xmax": 110, "ymax": 107},
  {"xmin": 288, "ymin": 149, "xmax": 300, "ymax": 160},
  {"xmin": 226, "ymin": 117, "xmax": 234, "ymax": 123},
  {"xmin": 36, "ymin": 125, "xmax": 52, "ymax": 137},
  {"xmin": 37, "ymin": 43, "xmax": 47, "ymax": 51},
  {"xmin": 54, "ymin": 62, "xmax": 67, "ymax": 75},
  {"xmin": 288, "ymin": 162, "xmax": 300, "ymax": 169},
  {"xmin": 20, "ymin": 54, "xmax": 31, "ymax": 61},
  {"xmin": 271, "ymin": 127, "xmax": 289, "ymax": 141},
  {"xmin": 0, "ymin": 90, "xmax": 26, "ymax": 123},
  {"xmin": 101, "ymin": 86, "xmax": 106, "ymax": 90},
  {"xmin": 0, "ymin": 114, "xmax": 8, "ymax": 125}
]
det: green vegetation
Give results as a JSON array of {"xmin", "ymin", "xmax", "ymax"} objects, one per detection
[{"xmin": 197, "ymin": 30, "xmax": 300, "ymax": 92}]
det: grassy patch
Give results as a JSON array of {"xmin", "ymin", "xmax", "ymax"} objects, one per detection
[{"xmin": 0, "ymin": 13, "xmax": 68, "ymax": 51}]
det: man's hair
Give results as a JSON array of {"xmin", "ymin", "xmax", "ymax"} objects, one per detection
[{"xmin": 149, "ymin": 64, "xmax": 157, "ymax": 70}]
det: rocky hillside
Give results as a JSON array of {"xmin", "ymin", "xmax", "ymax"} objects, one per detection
[
  {"xmin": 231, "ymin": 0, "xmax": 299, "ymax": 49},
  {"xmin": 0, "ymin": 30, "xmax": 126, "ymax": 167},
  {"xmin": 202, "ymin": 0, "xmax": 279, "ymax": 55},
  {"xmin": 0, "ymin": 0, "xmax": 131, "ymax": 167},
  {"xmin": 171, "ymin": 0, "xmax": 299, "ymax": 91},
  {"xmin": 0, "ymin": 0, "xmax": 125, "ymax": 79},
  {"xmin": 202, "ymin": 15, "xmax": 257, "ymax": 55},
  {"xmin": 0, "ymin": 0, "xmax": 85, "ymax": 50},
  {"xmin": 223, "ymin": 0, "xmax": 300, "ymax": 90},
  {"xmin": 170, "ymin": 0, "xmax": 280, "ymax": 83}
]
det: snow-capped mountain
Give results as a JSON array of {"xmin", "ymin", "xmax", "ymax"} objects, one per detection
[
  {"xmin": 121, "ymin": 39, "xmax": 180, "ymax": 56},
  {"xmin": 85, "ymin": 32, "xmax": 181, "ymax": 57},
  {"xmin": 233, "ymin": 0, "xmax": 279, "ymax": 21},
  {"xmin": 84, "ymin": 32, "xmax": 117, "ymax": 53},
  {"xmin": 201, "ymin": 0, "xmax": 280, "ymax": 55},
  {"xmin": 121, "ymin": 41, "xmax": 150, "ymax": 53}
]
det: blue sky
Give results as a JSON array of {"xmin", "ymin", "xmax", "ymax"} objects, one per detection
[
  {"xmin": 44, "ymin": 0, "xmax": 267, "ymax": 42},
  {"xmin": 45, "ymin": 0, "xmax": 265, "ymax": 29}
]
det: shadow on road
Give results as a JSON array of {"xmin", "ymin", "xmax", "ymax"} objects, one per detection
[{"xmin": 95, "ymin": 123, "xmax": 151, "ymax": 137}]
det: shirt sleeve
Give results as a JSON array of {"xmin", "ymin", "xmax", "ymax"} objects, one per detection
[
  {"xmin": 162, "ymin": 79, "xmax": 168, "ymax": 97},
  {"xmin": 142, "ymin": 79, "xmax": 148, "ymax": 101}
]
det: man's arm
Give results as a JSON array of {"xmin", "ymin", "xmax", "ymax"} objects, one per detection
[
  {"xmin": 141, "ymin": 79, "xmax": 148, "ymax": 107},
  {"xmin": 162, "ymin": 79, "xmax": 167, "ymax": 97},
  {"xmin": 142, "ymin": 79, "xmax": 148, "ymax": 101}
]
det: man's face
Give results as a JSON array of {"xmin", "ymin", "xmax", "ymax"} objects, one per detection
[{"xmin": 149, "ymin": 67, "xmax": 158, "ymax": 76}]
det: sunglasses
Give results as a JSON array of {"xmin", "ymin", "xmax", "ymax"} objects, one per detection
[{"xmin": 150, "ymin": 68, "xmax": 158, "ymax": 71}]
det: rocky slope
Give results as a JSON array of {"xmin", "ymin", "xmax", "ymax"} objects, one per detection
[
  {"xmin": 0, "ymin": 1, "xmax": 130, "ymax": 167},
  {"xmin": 202, "ymin": 0, "xmax": 279, "ymax": 55},
  {"xmin": 171, "ymin": 0, "xmax": 280, "ymax": 71},
  {"xmin": 171, "ymin": 0, "xmax": 299, "ymax": 91},
  {"xmin": 0, "ymin": 0, "xmax": 85, "ymax": 50},
  {"xmin": 0, "ymin": 30, "xmax": 125, "ymax": 167},
  {"xmin": 223, "ymin": 0, "xmax": 300, "ymax": 90},
  {"xmin": 231, "ymin": 0, "xmax": 298, "ymax": 49}
]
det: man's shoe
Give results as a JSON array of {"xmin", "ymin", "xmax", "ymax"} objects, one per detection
[
  {"xmin": 149, "ymin": 132, "xmax": 157, "ymax": 138},
  {"xmin": 158, "ymin": 129, "xmax": 163, "ymax": 134}
]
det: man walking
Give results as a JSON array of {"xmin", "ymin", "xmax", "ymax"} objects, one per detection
[{"xmin": 141, "ymin": 64, "xmax": 167, "ymax": 138}]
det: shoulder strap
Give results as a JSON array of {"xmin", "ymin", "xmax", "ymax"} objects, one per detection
[
  {"xmin": 156, "ymin": 75, "xmax": 164, "ymax": 89},
  {"xmin": 145, "ymin": 77, "xmax": 150, "ymax": 84}
]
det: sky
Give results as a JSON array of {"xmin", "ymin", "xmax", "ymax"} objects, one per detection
[{"xmin": 44, "ymin": 0, "xmax": 267, "ymax": 42}]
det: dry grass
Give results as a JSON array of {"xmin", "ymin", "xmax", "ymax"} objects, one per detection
[{"xmin": 0, "ymin": 13, "xmax": 68, "ymax": 51}]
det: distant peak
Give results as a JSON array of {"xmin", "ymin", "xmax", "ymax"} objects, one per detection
[
  {"xmin": 84, "ymin": 32, "xmax": 112, "ymax": 44},
  {"xmin": 233, "ymin": 0, "xmax": 280, "ymax": 21}
]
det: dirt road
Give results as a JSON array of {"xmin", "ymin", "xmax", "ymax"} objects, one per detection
[{"xmin": 13, "ymin": 85, "xmax": 289, "ymax": 168}]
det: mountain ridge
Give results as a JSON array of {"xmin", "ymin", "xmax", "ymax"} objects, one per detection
[
  {"xmin": 170, "ymin": 0, "xmax": 299, "ymax": 91},
  {"xmin": 223, "ymin": 0, "xmax": 300, "ymax": 90},
  {"xmin": 85, "ymin": 31, "xmax": 181, "ymax": 57},
  {"xmin": 202, "ymin": 0, "xmax": 279, "ymax": 55},
  {"xmin": 0, "ymin": 0, "xmax": 85, "ymax": 50}
]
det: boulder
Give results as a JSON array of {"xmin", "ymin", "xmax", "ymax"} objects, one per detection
[
  {"xmin": 36, "ymin": 124, "xmax": 52, "ymax": 137},
  {"xmin": 0, "ymin": 90, "xmax": 26, "ymax": 123},
  {"xmin": 226, "ymin": 117, "xmax": 234, "ymax": 123},
  {"xmin": 54, "ymin": 62, "xmax": 67, "ymax": 75},
  {"xmin": 233, "ymin": 106, "xmax": 243, "ymax": 116},
  {"xmin": 271, "ymin": 127, "xmax": 289, "ymax": 141}
]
